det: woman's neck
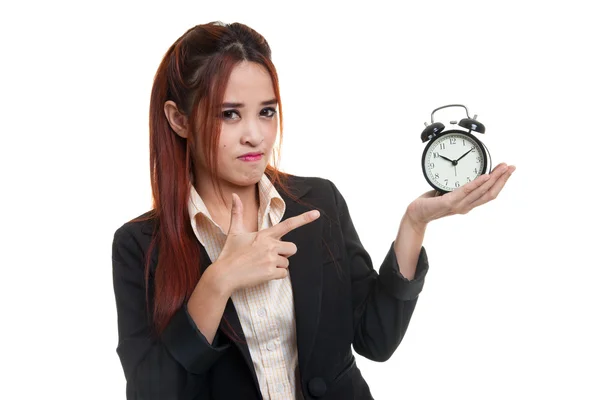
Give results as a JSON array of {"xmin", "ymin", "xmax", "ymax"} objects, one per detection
[{"xmin": 194, "ymin": 178, "xmax": 260, "ymax": 233}]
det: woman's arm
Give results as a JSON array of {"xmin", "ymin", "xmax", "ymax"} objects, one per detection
[
  {"xmin": 330, "ymin": 162, "xmax": 514, "ymax": 363},
  {"xmin": 393, "ymin": 212, "xmax": 427, "ymax": 281},
  {"xmin": 112, "ymin": 227, "xmax": 230, "ymax": 399},
  {"xmin": 327, "ymin": 179, "xmax": 429, "ymax": 363},
  {"xmin": 186, "ymin": 266, "xmax": 231, "ymax": 345}
]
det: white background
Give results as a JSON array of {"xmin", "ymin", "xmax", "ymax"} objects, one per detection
[{"xmin": 1, "ymin": 0, "xmax": 598, "ymax": 399}]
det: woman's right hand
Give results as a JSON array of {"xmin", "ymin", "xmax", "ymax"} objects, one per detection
[{"xmin": 210, "ymin": 193, "xmax": 320, "ymax": 295}]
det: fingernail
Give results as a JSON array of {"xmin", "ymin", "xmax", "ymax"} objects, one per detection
[{"xmin": 310, "ymin": 210, "xmax": 320, "ymax": 218}]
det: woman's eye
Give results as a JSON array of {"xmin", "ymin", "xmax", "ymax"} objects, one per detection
[
  {"xmin": 261, "ymin": 107, "xmax": 277, "ymax": 118},
  {"xmin": 222, "ymin": 110, "xmax": 240, "ymax": 120}
]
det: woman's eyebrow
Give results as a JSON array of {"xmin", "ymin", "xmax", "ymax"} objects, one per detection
[{"xmin": 221, "ymin": 98, "xmax": 277, "ymax": 108}]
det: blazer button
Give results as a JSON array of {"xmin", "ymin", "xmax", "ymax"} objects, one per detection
[{"xmin": 308, "ymin": 377, "xmax": 327, "ymax": 397}]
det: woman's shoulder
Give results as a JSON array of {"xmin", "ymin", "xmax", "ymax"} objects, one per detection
[
  {"xmin": 278, "ymin": 173, "xmax": 344, "ymax": 223},
  {"xmin": 277, "ymin": 172, "xmax": 337, "ymax": 197},
  {"xmin": 112, "ymin": 209, "xmax": 157, "ymax": 247}
]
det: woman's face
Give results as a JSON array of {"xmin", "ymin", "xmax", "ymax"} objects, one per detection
[{"xmin": 200, "ymin": 61, "xmax": 278, "ymax": 188}]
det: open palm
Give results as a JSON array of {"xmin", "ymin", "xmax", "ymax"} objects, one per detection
[{"xmin": 406, "ymin": 162, "xmax": 516, "ymax": 225}]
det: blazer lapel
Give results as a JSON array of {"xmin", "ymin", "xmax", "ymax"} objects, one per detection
[
  {"xmin": 216, "ymin": 177, "xmax": 324, "ymax": 386},
  {"xmin": 280, "ymin": 188, "xmax": 324, "ymax": 377}
]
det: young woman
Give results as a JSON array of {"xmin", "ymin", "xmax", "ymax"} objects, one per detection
[{"xmin": 111, "ymin": 21, "xmax": 515, "ymax": 400}]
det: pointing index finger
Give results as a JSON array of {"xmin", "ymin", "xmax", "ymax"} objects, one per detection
[{"xmin": 269, "ymin": 210, "xmax": 320, "ymax": 238}]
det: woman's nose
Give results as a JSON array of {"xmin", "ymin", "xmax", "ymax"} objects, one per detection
[{"xmin": 240, "ymin": 118, "xmax": 264, "ymax": 146}]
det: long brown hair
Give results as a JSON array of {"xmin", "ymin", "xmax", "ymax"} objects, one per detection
[{"xmin": 129, "ymin": 21, "xmax": 308, "ymax": 340}]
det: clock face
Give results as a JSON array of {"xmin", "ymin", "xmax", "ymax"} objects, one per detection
[{"xmin": 423, "ymin": 131, "xmax": 486, "ymax": 192}]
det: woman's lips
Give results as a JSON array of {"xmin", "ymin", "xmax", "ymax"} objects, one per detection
[{"xmin": 238, "ymin": 154, "xmax": 262, "ymax": 162}]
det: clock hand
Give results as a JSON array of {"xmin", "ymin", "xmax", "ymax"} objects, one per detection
[
  {"xmin": 439, "ymin": 155, "xmax": 454, "ymax": 163},
  {"xmin": 456, "ymin": 147, "xmax": 474, "ymax": 163}
]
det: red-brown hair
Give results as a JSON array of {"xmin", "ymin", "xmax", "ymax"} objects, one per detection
[{"xmin": 130, "ymin": 22, "xmax": 305, "ymax": 340}]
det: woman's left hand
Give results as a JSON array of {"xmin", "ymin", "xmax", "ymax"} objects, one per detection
[{"xmin": 406, "ymin": 162, "xmax": 516, "ymax": 226}]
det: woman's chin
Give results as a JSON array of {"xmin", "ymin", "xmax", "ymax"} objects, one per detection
[{"xmin": 228, "ymin": 170, "xmax": 264, "ymax": 187}]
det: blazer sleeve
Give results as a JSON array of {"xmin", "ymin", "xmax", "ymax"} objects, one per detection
[
  {"xmin": 327, "ymin": 179, "xmax": 430, "ymax": 362},
  {"xmin": 112, "ymin": 226, "xmax": 231, "ymax": 399}
]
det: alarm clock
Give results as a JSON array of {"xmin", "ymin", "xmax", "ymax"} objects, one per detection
[{"xmin": 420, "ymin": 104, "xmax": 492, "ymax": 193}]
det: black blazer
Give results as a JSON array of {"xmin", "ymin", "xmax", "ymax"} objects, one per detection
[{"xmin": 112, "ymin": 175, "xmax": 429, "ymax": 399}]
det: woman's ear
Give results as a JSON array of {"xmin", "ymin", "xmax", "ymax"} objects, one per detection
[{"xmin": 164, "ymin": 101, "xmax": 189, "ymax": 139}]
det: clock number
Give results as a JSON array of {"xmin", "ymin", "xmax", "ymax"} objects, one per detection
[
  {"xmin": 444, "ymin": 179, "xmax": 448, "ymax": 185},
  {"xmin": 473, "ymin": 168, "xmax": 478, "ymax": 174},
  {"xmin": 476, "ymin": 157, "xmax": 481, "ymax": 163},
  {"xmin": 467, "ymin": 177, "xmax": 471, "ymax": 182},
  {"xmin": 450, "ymin": 138, "xmax": 456, "ymax": 145},
  {"xmin": 440, "ymin": 143, "xmax": 446, "ymax": 150},
  {"xmin": 433, "ymin": 152, "xmax": 439, "ymax": 158},
  {"xmin": 463, "ymin": 139, "xmax": 466, "ymax": 146},
  {"xmin": 455, "ymin": 181, "xmax": 460, "ymax": 187},
  {"xmin": 434, "ymin": 173, "xmax": 439, "ymax": 179},
  {"xmin": 429, "ymin": 163, "xmax": 435, "ymax": 169}
]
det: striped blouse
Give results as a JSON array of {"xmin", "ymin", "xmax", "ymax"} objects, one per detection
[{"xmin": 187, "ymin": 173, "xmax": 303, "ymax": 399}]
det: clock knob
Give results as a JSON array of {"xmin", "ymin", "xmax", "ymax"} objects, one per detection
[
  {"xmin": 420, "ymin": 122, "xmax": 445, "ymax": 142},
  {"xmin": 458, "ymin": 118, "xmax": 486, "ymax": 133}
]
